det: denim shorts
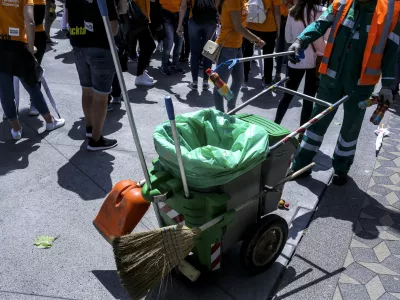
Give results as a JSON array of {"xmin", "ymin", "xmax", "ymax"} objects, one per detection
[{"xmin": 72, "ymin": 47, "xmax": 115, "ymax": 94}]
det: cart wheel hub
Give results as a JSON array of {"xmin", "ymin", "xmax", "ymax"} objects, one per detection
[{"xmin": 252, "ymin": 226, "xmax": 283, "ymax": 267}]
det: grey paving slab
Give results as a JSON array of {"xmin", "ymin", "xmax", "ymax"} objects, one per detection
[
  {"xmin": 339, "ymin": 283, "xmax": 370, "ymax": 300},
  {"xmin": 380, "ymin": 275, "xmax": 400, "ymax": 293},
  {"xmin": 351, "ymin": 248, "xmax": 380, "ymax": 263}
]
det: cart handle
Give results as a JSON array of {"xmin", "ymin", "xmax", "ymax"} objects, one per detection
[
  {"xmin": 226, "ymin": 51, "xmax": 304, "ymax": 70},
  {"xmin": 269, "ymin": 95, "xmax": 349, "ymax": 151},
  {"xmin": 198, "ymin": 162, "xmax": 315, "ymax": 232},
  {"xmin": 274, "ymin": 85, "xmax": 332, "ymax": 107},
  {"xmin": 228, "ymin": 77, "xmax": 290, "ymax": 115}
]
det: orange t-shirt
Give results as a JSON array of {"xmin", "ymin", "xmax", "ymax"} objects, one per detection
[
  {"xmin": 280, "ymin": 3, "xmax": 288, "ymax": 17},
  {"xmin": 246, "ymin": 0, "xmax": 282, "ymax": 32},
  {"xmin": 0, "ymin": 0, "xmax": 33, "ymax": 43},
  {"xmin": 216, "ymin": 0, "xmax": 247, "ymax": 49},
  {"xmin": 160, "ymin": 0, "xmax": 180, "ymax": 13},
  {"xmin": 135, "ymin": 0, "xmax": 150, "ymax": 21}
]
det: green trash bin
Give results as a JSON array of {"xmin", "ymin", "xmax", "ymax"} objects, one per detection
[{"xmin": 153, "ymin": 109, "xmax": 270, "ymax": 188}]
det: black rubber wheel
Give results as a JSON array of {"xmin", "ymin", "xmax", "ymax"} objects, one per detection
[{"xmin": 240, "ymin": 214, "xmax": 288, "ymax": 275}]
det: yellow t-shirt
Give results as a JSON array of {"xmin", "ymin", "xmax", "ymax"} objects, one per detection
[
  {"xmin": 0, "ymin": 0, "xmax": 33, "ymax": 43},
  {"xmin": 280, "ymin": 3, "xmax": 288, "ymax": 17},
  {"xmin": 135, "ymin": 0, "xmax": 150, "ymax": 21},
  {"xmin": 216, "ymin": 0, "xmax": 247, "ymax": 49},
  {"xmin": 160, "ymin": 0, "xmax": 180, "ymax": 13},
  {"xmin": 247, "ymin": 0, "xmax": 282, "ymax": 32}
]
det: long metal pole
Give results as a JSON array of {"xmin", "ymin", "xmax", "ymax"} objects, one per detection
[
  {"xmin": 274, "ymin": 85, "xmax": 332, "ymax": 107},
  {"xmin": 269, "ymin": 95, "xmax": 349, "ymax": 151},
  {"xmin": 237, "ymin": 51, "xmax": 295, "ymax": 64},
  {"xmin": 98, "ymin": 1, "xmax": 152, "ymax": 189},
  {"xmin": 165, "ymin": 96, "xmax": 190, "ymax": 198},
  {"xmin": 228, "ymin": 77, "xmax": 289, "ymax": 115}
]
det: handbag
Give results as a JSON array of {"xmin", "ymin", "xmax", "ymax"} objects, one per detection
[
  {"xmin": 202, "ymin": 30, "xmax": 232, "ymax": 63},
  {"xmin": 127, "ymin": 0, "xmax": 149, "ymax": 36}
]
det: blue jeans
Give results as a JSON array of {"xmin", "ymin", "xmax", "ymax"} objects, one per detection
[
  {"xmin": 72, "ymin": 47, "xmax": 115, "ymax": 95},
  {"xmin": 0, "ymin": 72, "xmax": 49, "ymax": 121},
  {"xmin": 188, "ymin": 19, "xmax": 216, "ymax": 82},
  {"xmin": 162, "ymin": 9, "xmax": 183, "ymax": 69},
  {"xmin": 213, "ymin": 47, "xmax": 244, "ymax": 112}
]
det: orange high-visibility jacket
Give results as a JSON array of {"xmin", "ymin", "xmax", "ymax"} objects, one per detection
[{"xmin": 320, "ymin": 0, "xmax": 400, "ymax": 85}]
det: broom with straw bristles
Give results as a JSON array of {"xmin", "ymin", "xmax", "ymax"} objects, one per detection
[{"xmin": 112, "ymin": 224, "xmax": 202, "ymax": 299}]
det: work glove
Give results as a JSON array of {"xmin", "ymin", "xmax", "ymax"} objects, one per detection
[
  {"xmin": 288, "ymin": 39, "xmax": 303, "ymax": 64},
  {"xmin": 379, "ymin": 86, "xmax": 394, "ymax": 106}
]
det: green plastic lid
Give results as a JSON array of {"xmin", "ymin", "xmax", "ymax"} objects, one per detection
[{"xmin": 235, "ymin": 114, "xmax": 291, "ymax": 145}]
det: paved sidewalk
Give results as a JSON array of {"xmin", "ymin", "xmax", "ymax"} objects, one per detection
[
  {"xmin": 332, "ymin": 103, "xmax": 400, "ymax": 300},
  {"xmin": 275, "ymin": 102, "xmax": 400, "ymax": 300}
]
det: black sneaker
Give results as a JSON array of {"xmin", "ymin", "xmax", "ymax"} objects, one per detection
[
  {"xmin": 160, "ymin": 67, "xmax": 171, "ymax": 76},
  {"xmin": 86, "ymin": 126, "xmax": 92, "ymax": 138},
  {"xmin": 332, "ymin": 171, "xmax": 348, "ymax": 186},
  {"xmin": 171, "ymin": 66, "xmax": 184, "ymax": 74},
  {"xmin": 87, "ymin": 136, "xmax": 118, "ymax": 151}
]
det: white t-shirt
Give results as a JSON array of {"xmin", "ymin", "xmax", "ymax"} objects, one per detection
[{"xmin": 285, "ymin": 5, "xmax": 330, "ymax": 69}]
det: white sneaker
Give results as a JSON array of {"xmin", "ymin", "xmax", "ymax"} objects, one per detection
[
  {"xmin": 111, "ymin": 96, "xmax": 122, "ymax": 104},
  {"xmin": 143, "ymin": 70, "xmax": 154, "ymax": 82},
  {"xmin": 242, "ymin": 82, "xmax": 248, "ymax": 89},
  {"xmin": 11, "ymin": 128, "xmax": 22, "ymax": 140},
  {"xmin": 46, "ymin": 117, "xmax": 65, "ymax": 131},
  {"xmin": 29, "ymin": 105, "xmax": 39, "ymax": 116},
  {"xmin": 135, "ymin": 74, "xmax": 154, "ymax": 87}
]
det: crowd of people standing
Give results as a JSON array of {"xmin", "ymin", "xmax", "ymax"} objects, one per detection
[{"xmin": 1, "ymin": 0, "xmax": 399, "ymax": 185}]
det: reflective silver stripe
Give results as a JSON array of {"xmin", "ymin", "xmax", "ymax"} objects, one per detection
[
  {"xmin": 300, "ymin": 140, "xmax": 320, "ymax": 152},
  {"xmin": 382, "ymin": 77, "xmax": 396, "ymax": 80},
  {"xmin": 366, "ymin": 25, "xmax": 370, "ymax": 32},
  {"xmin": 353, "ymin": 32, "xmax": 359, "ymax": 40},
  {"xmin": 326, "ymin": 68, "xmax": 337, "ymax": 78},
  {"xmin": 365, "ymin": 68, "xmax": 381, "ymax": 76},
  {"xmin": 326, "ymin": 3, "xmax": 347, "ymax": 49},
  {"xmin": 338, "ymin": 135, "xmax": 358, "ymax": 148},
  {"xmin": 342, "ymin": 19, "xmax": 355, "ymax": 28},
  {"xmin": 388, "ymin": 32, "xmax": 400, "ymax": 45},
  {"xmin": 322, "ymin": 56, "xmax": 329, "ymax": 64},
  {"xmin": 334, "ymin": 146, "xmax": 356, "ymax": 157},
  {"xmin": 305, "ymin": 130, "xmax": 324, "ymax": 142},
  {"xmin": 318, "ymin": 13, "xmax": 335, "ymax": 22},
  {"xmin": 373, "ymin": 0, "xmax": 394, "ymax": 54}
]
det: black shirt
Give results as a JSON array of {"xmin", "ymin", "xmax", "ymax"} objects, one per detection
[{"xmin": 66, "ymin": 0, "xmax": 118, "ymax": 49}]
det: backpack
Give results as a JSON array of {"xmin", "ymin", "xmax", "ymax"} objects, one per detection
[
  {"xmin": 247, "ymin": 0, "xmax": 267, "ymax": 24},
  {"xmin": 192, "ymin": 0, "xmax": 217, "ymax": 24}
]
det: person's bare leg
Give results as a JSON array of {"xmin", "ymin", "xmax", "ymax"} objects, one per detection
[
  {"xmin": 82, "ymin": 87, "xmax": 93, "ymax": 127},
  {"xmin": 91, "ymin": 91, "xmax": 108, "ymax": 141}
]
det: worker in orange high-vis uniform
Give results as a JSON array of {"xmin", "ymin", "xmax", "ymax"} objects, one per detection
[{"xmin": 288, "ymin": 0, "xmax": 400, "ymax": 185}]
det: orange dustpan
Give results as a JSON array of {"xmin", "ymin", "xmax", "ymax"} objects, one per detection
[{"xmin": 93, "ymin": 180, "xmax": 150, "ymax": 242}]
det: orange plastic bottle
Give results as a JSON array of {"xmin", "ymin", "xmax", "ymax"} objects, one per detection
[{"xmin": 93, "ymin": 180, "xmax": 150, "ymax": 242}]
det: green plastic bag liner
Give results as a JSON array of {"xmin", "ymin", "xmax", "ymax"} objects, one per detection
[{"xmin": 153, "ymin": 109, "xmax": 269, "ymax": 188}]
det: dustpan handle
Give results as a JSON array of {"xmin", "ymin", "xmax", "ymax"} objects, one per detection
[{"xmin": 98, "ymin": 0, "xmax": 152, "ymax": 189}]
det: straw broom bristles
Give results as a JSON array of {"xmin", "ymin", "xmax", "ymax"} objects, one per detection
[{"xmin": 112, "ymin": 224, "xmax": 201, "ymax": 299}]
